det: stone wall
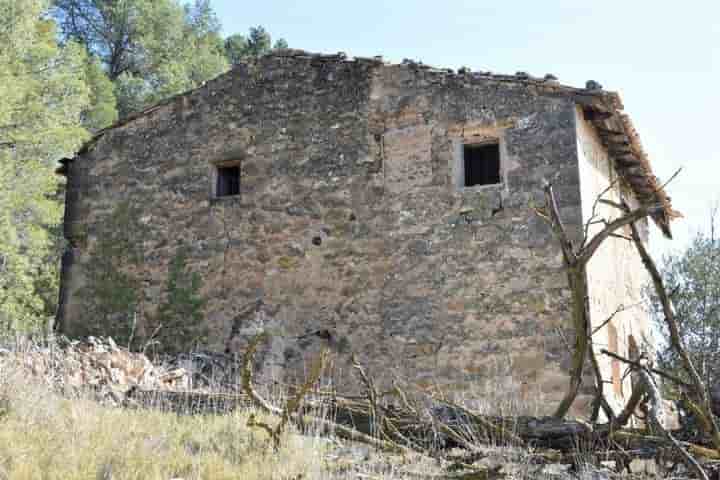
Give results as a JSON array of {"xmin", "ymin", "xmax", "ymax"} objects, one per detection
[{"xmin": 59, "ymin": 53, "xmax": 639, "ymax": 416}]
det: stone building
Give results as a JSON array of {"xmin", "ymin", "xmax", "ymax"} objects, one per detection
[{"xmin": 57, "ymin": 50, "xmax": 676, "ymax": 415}]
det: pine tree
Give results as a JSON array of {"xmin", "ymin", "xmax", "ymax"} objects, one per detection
[
  {"xmin": 652, "ymin": 211, "xmax": 720, "ymax": 387},
  {"xmin": 82, "ymin": 56, "xmax": 118, "ymax": 131},
  {"xmin": 0, "ymin": 0, "xmax": 90, "ymax": 333},
  {"xmin": 53, "ymin": 0, "xmax": 229, "ymax": 117},
  {"xmin": 224, "ymin": 26, "xmax": 289, "ymax": 66}
]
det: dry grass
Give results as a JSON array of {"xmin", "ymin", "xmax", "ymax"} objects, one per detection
[
  {"xmin": 0, "ymin": 343, "xmax": 615, "ymax": 480},
  {"xmin": 0, "ymin": 347, "xmax": 448, "ymax": 480},
  {"xmin": 0, "ymin": 362, "xmax": 330, "ymax": 480}
]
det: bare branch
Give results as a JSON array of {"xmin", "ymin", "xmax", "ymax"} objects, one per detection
[
  {"xmin": 628, "ymin": 219, "xmax": 720, "ymax": 450},
  {"xmin": 582, "ymin": 178, "xmax": 620, "ymax": 246},
  {"xmin": 242, "ymin": 333, "xmax": 282, "ymax": 416},
  {"xmin": 599, "ymin": 349, "xmax": 690, "ymax": 388},
  {"xmin": 541, "ymin": 183, "xmax": 578, "ymax": 264},
  {"xmin": 588, "ymin": 342, "xmax": 616, "ymax": 423},
  {"xmin": 538, "ymin": 184, "xmax": 591, "ymax": 418},
  {"xmin": 352, "ymin": 355, "xmax": 383, "ymax": 440},
  {"xmin": 598, "ymin": 199, "xmax": 625, "ymax": 211},
  {"xmin": 636, "ymin": 358, "xmax": 709, "ymax": 480},
  {"xmin": 612, "ymin": 383, "xmax": 645, "ymax": 429},
  {"xmin": 241, "ymin": 333, "xmax": 409, "ymax": 453},
  {"xmin": 657, "ymin": 167, "xmax": 683, "ymax": 192},
  {"xmin": 608, "ymin": 233, "xmax": 632, "ymax": 241},
  {"xmin": 579, "ymin": 204, "xmax": 662, "ymax": 265},
  {"xmin": 591, "ymin": 304, "xmax": 625, "ymax": 336}
]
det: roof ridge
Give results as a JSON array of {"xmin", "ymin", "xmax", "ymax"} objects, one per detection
[
  {"xmin": 58, "ymin": 50, "xmax": 677, "ymax": 236},
  {"xmin": 71, "ymin": 50, "xmax": 615, "ymax": 153}
]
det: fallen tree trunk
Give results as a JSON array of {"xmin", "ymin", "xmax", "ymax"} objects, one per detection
[
  {"xmin": 125, "ymin": 386, "xmax": 253, "ymax": 414},
  {"xmin": 118, "ymin": 332, "xmax": 720, "ymax": 476},
  {"xmin": 121, "ymin": 384, "xmax": 720, "ymax": 467}
]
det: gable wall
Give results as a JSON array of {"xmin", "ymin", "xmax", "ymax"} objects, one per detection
[{"xmin": 61, "ymin": 56, "xmax": 603, "ymax": 415}]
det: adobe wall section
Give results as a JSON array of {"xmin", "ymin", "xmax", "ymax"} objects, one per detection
[
  {"xmin": 60, "ymin": 56, "xmax": 588, "ymax": 414},
  {"xmin": 576, "ymin": 107, "xmax": 653, "ymax": 415}
]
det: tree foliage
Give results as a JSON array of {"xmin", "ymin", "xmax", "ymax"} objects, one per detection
[
  {"xmin": 0, "ymin": 0, "xmax": 90, "ymax": 333},
  {"xmin": 78, "ymin": 201, "xmax": 145, "ymax": 345},
  {"xmin": 224, "ymin": 25, "xmax": 289, "ymax": 66},
  {"xmin": 2, "ymin": 0, "xmax": 288, "ymax": 336},
  {"xmin": 652, "ymin": 211, "xmax": 720, "ymax": 388},
  {"xmin": 82, "ymin": 55, "xmax": 118, "ymax": 131},
  {"xmin": 53, "ymin": 0, "xmax": 229, "ymax": 117},
  {"xmin": 54, "ymin": 1, "xmax": 290, "ymax": 115}
]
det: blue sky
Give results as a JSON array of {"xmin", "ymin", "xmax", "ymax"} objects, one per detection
[{"xmin": 214, "ymin": 0, "xmax": 719, "ymax": 256}]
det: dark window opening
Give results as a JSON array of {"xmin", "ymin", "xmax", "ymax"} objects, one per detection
[
  {"xmin": 464, "ymin": 143, "xmax": 500, "ymax": 187},
  {"xmin": 216, "ymin": 165, "xmax": 240, "ymax": 197}
]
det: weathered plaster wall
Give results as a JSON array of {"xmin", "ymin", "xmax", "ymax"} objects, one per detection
[
  {"xmin": 575, "ymin": 107, "xmax": 653, "ymax": 414},
  {"xmin": 60, "ymin": 54, "xmax": 604, "ymax": 415}
]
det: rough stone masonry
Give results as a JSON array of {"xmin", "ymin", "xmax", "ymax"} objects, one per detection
[{"xmin": 57, "ymin": 50, "xmax": 676, "ymax": 416}]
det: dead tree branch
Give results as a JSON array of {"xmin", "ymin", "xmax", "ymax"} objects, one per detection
[
  {"xmin": 612, "ymin": 382, "xmax": 645, "ymax": 430},
  {"xmin": 579, "ymin": 203, "xmax": 663, "ymax": 264},
  {"xmin": 582, "ymin": 178, "xmax": 620, "ymax": 246},
  {"xmin": 626, "ymin": 217, "xmax": 720, "ymax": 451},
  {"xmin": 591, "ymin": 303, "xmax": 641, "ymax": 336},
  {"xmin": 431, "ymin": 396, "xmax": 526, "ymax": 447},
  {"xmin": 600, "ymin": 349, "xmax": 690, "ymax": 389},
  {"xmin": 588, "ymin": 345, "xmax": 616, "ymax": 423},
  {"xmin": 631, "ymin": 355, "xmax": 709, "ymax": 480},
  {"xmin": 352, "ymin": 355, "xmax": 382, "ymax": 439},
  {"xmin": 536, "ymin": 183, "xmax": 659, "ymax": 419},
  {"xmin": 241, "ymin": 333, "xmax": 409, "ymax": 453},
  {"xmin": 537, "ymin": 184, "xmax": 588, "ymax": 419}
]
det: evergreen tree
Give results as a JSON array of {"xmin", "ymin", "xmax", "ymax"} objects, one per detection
[
  {"xmin": 652, "ymin": 211, "xmax": 720, "ymax": 388},
  {"xmin": 246, "ymin": 25, "xmax": 272, "ymax": 57},
  {"xmin": 82, "ymin": 56, "xmax": 118, "ymax": 131},
  {"xmin": 0, "ymin": 0, "xmax": 90, "ymax": 333},
  {"xmin": 224, "ymin": 26, "xmax": 289, "ymax": 66},
  {"xmin": 53, "ymin": 0, "xmax": 229, "ymax": 117},
  {"xmin": 1, "ymin": 0, "xmax": 288, "ymax": 336},
  {"xmin": 223, "ymin": 33, "xmax": 248, "ymax": 66}
]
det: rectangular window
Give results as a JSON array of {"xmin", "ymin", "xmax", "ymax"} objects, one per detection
[
  {"xmin": 216, "ymin": 165, "xmax": 240, "ymax": 197},
  {"xmin": 463, "ymin": 143, "xmax": 500, "ymax": 187}
]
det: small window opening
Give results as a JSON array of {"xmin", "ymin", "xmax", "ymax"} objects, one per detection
[
  {"xmin": 464, "ymin": 143, "xmax": 500, "ymax": 187},
  {"xmin": 216, "ymin": 165, "xmax": 240, "ymax": 197}
]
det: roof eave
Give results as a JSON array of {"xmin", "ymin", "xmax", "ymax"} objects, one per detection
[{"xmin": 579, "ymin": 94, "xmax": 679, "ymax": 239}]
